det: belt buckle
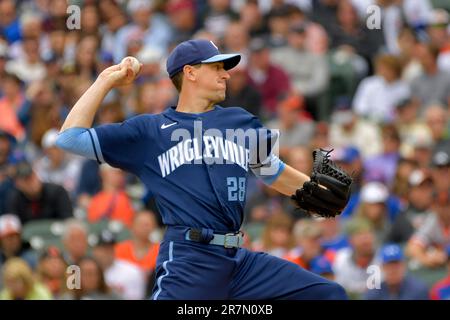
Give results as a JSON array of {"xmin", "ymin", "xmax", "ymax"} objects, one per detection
[{"xmin": 224, "ymin": 232, "xmax": 241, "ymax": 248}]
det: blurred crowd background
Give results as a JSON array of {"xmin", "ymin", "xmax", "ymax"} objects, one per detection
[{"xmin": 0, "ymin": 0, "xmax": 450, "ymax": 300}]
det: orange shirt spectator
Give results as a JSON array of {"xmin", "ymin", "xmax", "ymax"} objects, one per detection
[
  {"xmin": 115, "ymin": 240, "xmax": 159, "ymax": 272},
  {"xmin": 0, "ymin": 74, "xmax": 25, "ymax": 140},
  {"xmin": 87, "ymin": 191, "xmax": 135, "ymax": 227},
  {"xmin": 114, "ymin": 210, "xmax": 160, "ymax": 273},
  {"xmin": 284, "ymin": 249, "xmax": 335, "ymax": 270},
  {"xmin": 284, "ymin": 252, "xmax": 307, "ymax": 269}
]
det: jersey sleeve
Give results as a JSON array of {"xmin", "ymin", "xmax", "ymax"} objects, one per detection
[
  {"xmin": 93, "ymin": 115, "xmax": 152, "ymax": 174},
  {"xmin": 248, "ymin": 115, "xmax": 285, "ymax": 185}
]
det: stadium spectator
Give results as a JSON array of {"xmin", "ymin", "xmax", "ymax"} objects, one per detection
[
  {"xmin": 202, "ymin": 0, "xmax": 238, "ymax": 39},
  {"xmin": 430, "ymin": 149, "xmax": 450, "ymax": 195},
  {"xmin": 113, "ymin": 0, "xmax": 173, "ymax": 64},
  {"xmin": 166, "ymin": 0, "xmax": 198, "ymax": 44},
  {"xmin": 266, "ymin": 94, "xmax": 314, "ymax": 157},
  {"xmin": 271, "ymin": 22, "xmax": 330, "ymax": 119},
  {"xmin": 284, "ymin": 219, "xmax": 324, "ymax": 269},
  {"xmin": 391, "ymin": 157, "xmax": 418, "ymax": 200},
  {"xmin": 333, "ymin": 218, "xmax": 380, "ymax": 299},
  {"xmin": 238, "ymin": 0, "xmax": 266, "ymax": 38},
  {"xmin": 332, "ymin": 146, "xmax": 364, "ymax": 200},
  {"xmin": 247, "ymin": 37, "xmax": 291, "ymax": 118},
  {"xmin": 20, "ymin": 79, "xmax": 63, "ymax": 156},
  {"xmin": 287, "ymin": 5, "xmax": 329, "ymax": 55},
  {"xmin": 402, "ymin": 0, "xmax": 434, "ymax": 30},
  {"xmin": 266, "ymin": 5, "xmax": 291, "ymax": 48},
  {"xmin": 74, "ymin": 35, "xmax": 99, "ymax": 82},
  {"xmin": 397, "ymin": 27, "xmax": 423, "ymax": 82},
  {"xmin": 61, "ymin": 256, "xmax": 121, "ymax": 300},
  {"xmin": 407, "ymin": 191, "xmax": 450, "ymax": 269},
  {"xmin": 352, "ymin": 54, "xmax": 410, "ymax": 123},
  {"xmin": 134, "ymin": 80, "xmax": 171, "ymax": 116},
  {"xmin": 6, "ymin": 161, "xmax": 73, "ymax": 224},
  {"xmin": 244, "ymin": 183, "xmax": 285, "ymax": 239},
  {"xmin": 285, "ymin": 146, "xmax": 313, "ymax": 175},
  {"xmin": 0, "ymin": 213, "xmax": 37, "ymax": 269},
  {"xmin": 0, "ymin": 257, "xmax": 52, "ymax": 300},
  {"xmin": 376, "ymin": 0, "xmax": 404, "ymax": 55},
  {"xmin": 36, "ymin": 246, "xmax": 68, "ymax": 299},
  {"xmin": 74, "ymin": 159, "xmax": 101, "ymax": 211},
  {"xmin": 87, "ymin": 164, "xmax": 135, "ymax": 227},
  {"xmin": 363, "ymin": 124, "xmax": 401, "ymax": 187},
  {"xmin": 93, "ymin": 230, "xmax": 146, "ymax": 300},
  {"xmin": 318, "ymin": 217, "xmax": 350, "ymax": 255},
  {"xmin": 425, "ymin": 105, "xmax": 450, "ymax": 156},
  {"xmin": 0, "ymin": 41, "xmax": 9, "ymax": 82},
  {"xmin": 115, "ymin": 210, "xmax": 160, "ymax": 274},
  {"xmin": 45, "ymin": 28, "xmax": 67, "ymax": 64},
  {"xmin": 310, "ymin": 121, "xmax": 330, "ymax": 151},
  {"xmin": 387, "ymin": 169, "xmax": 434, "ymax": 244},
  {"xmin": 355, "ymin": 182, "xmax": 392, "ymax": 245},
  {"xmin": 258, "ymin": 213, "xmax": 294, "ymax": 258},
  {"xmin": 411, "ymin": 43, "xmax": 450, "ymax": 110},
  {"xmin": 283, "ymin": 146, "xmax": 315, "ymax": 219},
  {"xmin": 9, "ymin": 12, "xmax": 46, "ymax": 59},
  {"xmin": 309, "ymin": 255, "xmax": 335, "ymax": 280},
  {"xmin": 5, "ymin": 36, "xmax": 46, "ymax": 83},
  {"xmin": 0, "ymin": 130, "xmax": 16, "ymax": 214},
  {"xmin": 223, "ymin": 21, "xmax": 250, "ymax": 56},
  {"xmin": 61, "ymin": 219, "xmax": 89, "ymax": 266},
  {"xmin": 364, "ymin": 244, "xmax": 429, "ymax": 300},
  {"xmin": 34, "ymin": 128, "xmax": 82, "ymax": 196},
  {"xmin": 0, "ymin": 73, "xmax": 25, "ymax": 141},
  {"xmin": 430, "ymin": 245, "xmax": 450, "ymax": 300},
  {"xmin": 135, "ymin": 47, "xmax": 165, "ymax": 82},
  {"xmin": 426, "ymin": 9, "xmax": 450, "ymax": 73},
  {"xmin": 222, "ymin": 60, "xmax": 262, "ymax": 118},
  {"xmin": 0, "ymin": 0, "xmax": 21, "ymax": 44},
  {"xmin": 329, "ymin": 0, "xmax": 384, "ymax": 61},
  {"xmin": 99, "ymin": 2, "xmax": 128, "ymax": 60},
  {"xmin": 395, "ymin": 97, "xmax": 432, "ymax": 159},
  {"xmin": 80, "ymin": 5, "xmax": 101, "ymax": 38},
  {"xmin": 311, "ymin": 0, "xmax": 339, "ymax": 34},
  {"xmin": 329, "ymin": 98, "xmax": 382, "ymax": 158}
]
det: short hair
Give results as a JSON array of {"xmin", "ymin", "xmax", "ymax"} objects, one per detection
[
  {"xmin": 375, "ymin": 54, "xmax": 403, "ymax": 79},
  {"xmin": 170, "ymin": 71, "xmax": 184, "ymax": 93},
  {"xmin": 63, "ymin": 219, "xmax": 88, "ymax": 242},
  {"xmin": 170, "ymin": 64, "xmax": 201, "ymax": 93},
  {"xmin": 381, "ymin": 123, "xmax": 400, "ymax": 143}
]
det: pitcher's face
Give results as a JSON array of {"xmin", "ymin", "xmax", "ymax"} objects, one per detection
[{"xmin": 195, "ymin": 62, "xmax": 230, "ymax": 103}]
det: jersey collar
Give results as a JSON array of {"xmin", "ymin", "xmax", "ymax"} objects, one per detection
[{"xmin": 163, "ymin": 105, "xmax": 221, "ymax": 120}]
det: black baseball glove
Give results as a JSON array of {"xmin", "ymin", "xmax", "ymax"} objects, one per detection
[{"xmin": 291, "ymin": 149, "xmax": 352, "ymax": 218}]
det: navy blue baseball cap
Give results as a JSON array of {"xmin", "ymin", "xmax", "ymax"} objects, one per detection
[
  {"xmin": 166, "ymin": 39, "xmax": 241, "ymax": 78},
  {"xmin": 380, "ymin": 244, "xmax": 404, "ymax": 263}
]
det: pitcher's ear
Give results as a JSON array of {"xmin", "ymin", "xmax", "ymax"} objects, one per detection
[{"xmin": 183, "ymin": 65, "xmax": 197, "ymax": 82}]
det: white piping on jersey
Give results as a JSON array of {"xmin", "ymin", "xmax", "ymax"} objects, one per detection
[
  {"xmin": 152, "ymin": 241, "xmax": 173, "ymax": 300},
  {"xmin": 157, "ymin": 137, "xmax": 250, "ymax": 178}
]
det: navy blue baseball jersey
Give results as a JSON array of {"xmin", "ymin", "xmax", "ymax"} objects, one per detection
[
  {"xmin": 56, "ymin": 105, "xmax": 349, "ymax": 300},
  {"xmin": 90, "ymin": 105, "xmax": 284, "ymax": 232}
]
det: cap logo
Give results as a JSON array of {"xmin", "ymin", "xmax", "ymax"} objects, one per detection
[{"xmin": 210, "ymin": 40, "xmax": 218, "ymax": 50}]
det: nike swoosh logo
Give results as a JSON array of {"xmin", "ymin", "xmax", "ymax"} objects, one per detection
[{"xmin": 161, "ymin": 122, "xmax": 177, "ymax": 129}]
